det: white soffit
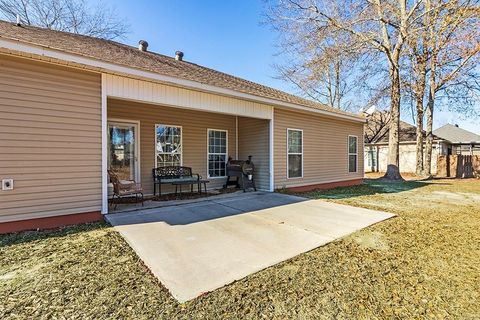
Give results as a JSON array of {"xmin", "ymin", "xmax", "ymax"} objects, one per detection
[{"xmin": 104, "ymin": 74, "xmax": 273, "ymax": 119}]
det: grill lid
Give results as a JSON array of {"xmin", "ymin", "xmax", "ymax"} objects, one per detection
[{"xmin": 227, "ymin": 156, "xmax": 254, "ymax": 175}]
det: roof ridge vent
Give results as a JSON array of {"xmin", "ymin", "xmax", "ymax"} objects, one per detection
[
  {"xmin": 138, "ymin": 40, "xmax": 148, "ymax": 52},
  {"xmin": 175, "ymin": 51, "xmax": 184, "ymax": 61}
]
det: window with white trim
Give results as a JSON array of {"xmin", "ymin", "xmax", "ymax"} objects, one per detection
[
  {"xmin": 155, "ymin": 125, "xmax": 182, "ymax": 167},
  {"xmin": 287, "ymin": 129, "xmax": 303, "ymax": 178},
  {"xmin": 367, "ymin": 150, "xmax": 377, "ymax": 168},
  {"xmin": 348, "ymin": 136, "xmax": 358, "ymax": 173},
  {"xmin": 208, "ymin": 129, "xmax": 227, "ymax": 177}
]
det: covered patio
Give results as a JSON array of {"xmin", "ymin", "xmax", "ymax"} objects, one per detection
[
  {"xmin": 100, "ymin": 73, "xmax": 275, "ymax": 214},
  {"xmin": 105, "ymin": 95, "xmax": 272, "ymax": 211}
]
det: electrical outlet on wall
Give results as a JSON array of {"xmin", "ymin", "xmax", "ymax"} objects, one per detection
[{"xmin": 2, "ymin": 179, "xmax": 14, "ymax": 191}]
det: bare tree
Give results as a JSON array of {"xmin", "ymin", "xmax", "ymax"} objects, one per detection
[
  {"xmin": 0, "ymin": 0, "xmax": 129, "ymax": 40},
  {"xmin": 405, "ymin": 1, "xmax": 431, "ymax": 176},
  {"xmin": 423, "ymin": 0, "xmax": 480, "ymax": 176},
  {"xmin": 271, "ymin": 26, "xmax": 362, "ymax": 110},
  {"xmin": 364, "ymin": 110, "xmax": 391, "ymax": 143},
  {"xmin": 275, "ymin": 55, "xmax": 357, "ymax": 110},
  {"xmin": 266, "ymin": 0, "xmax": 424, "ymax": 180},
  {"xmin": 389, "ymin": 0, "xmax": 479, "ymax": 177}
]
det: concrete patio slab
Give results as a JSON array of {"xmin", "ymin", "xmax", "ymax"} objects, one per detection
[{"xmin": 106, "ymin": 192, "xmax": 395, "ymax": 302}]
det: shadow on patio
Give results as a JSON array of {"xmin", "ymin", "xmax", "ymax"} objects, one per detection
[{"xmin": 105, "ymin": 192, "xmax": 307, "ymax": 227}]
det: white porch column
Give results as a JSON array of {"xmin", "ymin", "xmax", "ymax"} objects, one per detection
[
  {"xmin": 235, "ymin": 116, "xmax": 239, "ymax": 159},
  {"xmin": 269, "ymin": 109, "xmax": 275, "ymax": 192},
  {"xmin": 101, "ymin": 74, "xmax": 109, "ymax": 214}
]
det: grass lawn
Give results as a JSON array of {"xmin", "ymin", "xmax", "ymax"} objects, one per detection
[{"xmin": 1, "ymin": 178, "xmax": 479, "ymax": 319}]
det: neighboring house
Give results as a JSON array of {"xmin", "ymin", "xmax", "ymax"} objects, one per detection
[
  {"xmin": 364, "ymin": 111, "xmax": 444, "ymax": 174},
  {"xmin": 0, "ymin": 21, "xmax": 365, "ymax": 233},
  {"xmin": 364, "ymin": 112, "xmax": 480, "ymax": 174},
  {"xmin": 433, "ymin": 124, "xmax": 480, "ymax": 156}
]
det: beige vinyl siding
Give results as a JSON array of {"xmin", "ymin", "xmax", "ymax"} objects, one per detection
[
  {"xmin": 237, "ymin": 117, "xmax": 270, "ymax": 190},
  {"xmin": 107, "ymin": 98, "xmax": 237, "ymax": 194},
  {"xmin": 274, "ymin": 108, "xmax": 364, "ymax": 189},
  {"xmin": 0, "ymin": 55, "xmax": 102, "ymax": 222}
]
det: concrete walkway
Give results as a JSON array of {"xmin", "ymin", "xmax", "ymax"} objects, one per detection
[{"xmin": 106, "ymin": 192, "xmax": 394, "ymax": 302}]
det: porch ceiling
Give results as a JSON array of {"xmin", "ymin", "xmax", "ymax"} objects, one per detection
[{"xmin": 104, "ymin": 74, "xmax": 273, "ymax": 119}]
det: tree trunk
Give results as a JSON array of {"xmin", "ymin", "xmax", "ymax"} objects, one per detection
[
  {"xmin": 415, "ymin": 105, "xmax": 424, "ymax": 175},
  {"xmin": 424, "ymin": 85, "xmax": 435, "ymax": 177},
  {"xmin": 415, "ymin": 106, "xmax": 424, "ymax": 176},
  {"xmin": 424, "ymin": 80, "xmax": 435, "ymax": 177},
  {"xmin": 384, "ymin": 66, "xmax": 403, "ymax": 180},
  {"xmin": 425, "ymin": 47, "xmax": 437, "ymax": 177},
  {"xmin": 423, "ymin": 0, "xmax": 437, "ymax": 178},
  {"xmin": 334, "ymin": 60, "xmax": 341, "ymax": 109},
  {"xmin": 325, "ymin": 67, "xmax": 334, "ymax": 108},
  {"xmin": 414, "ymin": 61, "xmax": 426, "ymax": 176}
]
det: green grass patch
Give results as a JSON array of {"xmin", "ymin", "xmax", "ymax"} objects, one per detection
[{"xmin": 293, "ymin": 179, "xmax": 428, "ymax": 199}]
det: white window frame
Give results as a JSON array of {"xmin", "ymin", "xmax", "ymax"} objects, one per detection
[
  {"xmin": 367, "ymin": 149, "xmax": 377, "ymax": 168},
  {"xmin": 348, "ymin": 135, "xmax": 358, "ymax": 173},
  {"xmin": 207, "ymin": 128, "xmax": 228, "ymax": 179},
  {"xmin": 287, "ymin": 128, "xmax": 304, "ymax": 179},
  {"xmin": 155, "ymin": 124, "xmax": 183, "ymax": 167}
]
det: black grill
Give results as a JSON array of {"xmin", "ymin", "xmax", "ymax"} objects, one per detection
[{"xmin": 224, "ymin": 155, "xmax": 257, "ymax": 192}]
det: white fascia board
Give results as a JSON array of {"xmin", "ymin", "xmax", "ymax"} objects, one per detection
[{"xmin": 0, "ymin": 37, "xmax": 365, "ymax": 123}]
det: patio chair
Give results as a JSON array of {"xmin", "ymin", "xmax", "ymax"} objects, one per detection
[{"xmin": 108, "ymin": 169, "xmax": 144, "ymax": 210}]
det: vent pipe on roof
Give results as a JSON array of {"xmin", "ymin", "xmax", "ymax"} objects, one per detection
[
  {"xmin": 16, "ymin": 14, "xmax": 21, "ymax": 26},
  {"xmin": 175, "ymin": 51, "xmax": 184, "ymax": 61},
  {"xmin": 138, "ymin": 40, "xmax": 148, "ymax": 52}
]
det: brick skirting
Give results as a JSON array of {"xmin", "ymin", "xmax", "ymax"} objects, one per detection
[
  {"xmin": 286, "ymin": 178, "xmax": 363, "ymax": 192},
  {"xmin": 0, "ymin": 211, "xmax": 103, "ymax": 234}
]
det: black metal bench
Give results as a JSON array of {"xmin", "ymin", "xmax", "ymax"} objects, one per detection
[{"xmin": 152, "ymin": 166, "xmax": 200, "ymax": 196}]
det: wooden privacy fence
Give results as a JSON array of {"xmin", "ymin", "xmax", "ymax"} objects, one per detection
[{"xmin": 437, "ymin": 155, "xmax": 480, "ymax": 178}]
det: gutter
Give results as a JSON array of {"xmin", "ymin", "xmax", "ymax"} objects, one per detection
[
  {"xmin": 0, "ymin": 37, "xmax": 365, "ymax": 123},
  {"xmin": 447, "ymin": 141, "xmax": 480, "ymax": 145}
]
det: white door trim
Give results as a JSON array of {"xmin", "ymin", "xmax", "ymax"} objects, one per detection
[{"xmin": 107, "ymin": 118, "xmax": 142, "ymax": 183}]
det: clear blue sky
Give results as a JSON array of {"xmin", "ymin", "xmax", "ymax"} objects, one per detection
[
  {"xmin": 102, "ymin": 0, "xmax": 479, "ymax": 133},
  {"xmin": 109, "ymin": 0, "xmax": 288, "ymax": 91}
]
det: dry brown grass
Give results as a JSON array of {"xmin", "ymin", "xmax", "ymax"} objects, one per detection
[{"xmin": 1, "ymin": 179, "xmax": 479, "ymax": 319}]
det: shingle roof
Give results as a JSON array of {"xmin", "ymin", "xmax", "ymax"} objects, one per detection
[
  {"xmin": 0, "ymin": 20, "xmax": 362, "ymax": 120},
  {"xmin": 364, "ymin": 111, "xmax": 441, "ymax": 144},
  {"xmin": 433, "ymin": 124, "xmax": 480, "ymax": 143}
]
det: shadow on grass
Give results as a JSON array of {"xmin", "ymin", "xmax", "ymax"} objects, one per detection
[
  {"xmin": 0, "ymin": 221, "xmax": 110, "ymax": 248},
  {"xmin": 290, "ymin": 178, "xmax": 451, "ymax": 200}
]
